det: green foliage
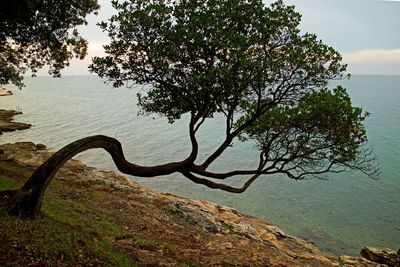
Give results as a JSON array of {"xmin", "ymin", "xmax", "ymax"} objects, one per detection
[
  {"xmin": 91, "ymin": 0, "xmax": 346, "ymax": 123},
  {"xmin": 91, "ymin": 0, "xmax": 377, "ymax": 184},
  {"xmin": 0, "ymin": 0, "xmax": 100, "ymax": 87}
]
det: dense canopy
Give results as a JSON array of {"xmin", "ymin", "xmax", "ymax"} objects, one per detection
[
  {"xmin": 90, "ymin": 0, "xmax": 378, "ymax": 190},
  {"xmin": 0, "ymin": 0, "xmax": 99, "ymax": 87}
]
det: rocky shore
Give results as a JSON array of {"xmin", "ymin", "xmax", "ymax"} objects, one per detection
[
  {"xmin": 1, "ymin": 142, "xmax": 398, "ymax": 266},
  {"xmin": 0, "ymin": 88, "xmax": 13, "ymax": 96},
  {"xmin": 0, "ymin": 109, "xmax": 31, "ymax": 135}
]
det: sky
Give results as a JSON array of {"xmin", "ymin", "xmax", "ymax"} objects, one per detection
[{"xmin": 58, "ymin": 0, "xmax": 400, "ymax": 76}]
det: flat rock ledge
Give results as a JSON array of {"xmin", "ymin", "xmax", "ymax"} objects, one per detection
[
  {"xmin": 0, "ymin": 142, "xmax": 398, "ymax": 266},
  {"xmin": 0, "ymin": 88, "xmax": 13, "ymax": 96},
  {"xmin": 0, "ymin": 109, "xmax": 31, "ymax": 134},
  {"xmin": 360, "ymin": 246, "xmax": 400, "ymax": 266}
]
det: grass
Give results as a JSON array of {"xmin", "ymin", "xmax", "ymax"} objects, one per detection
[
  {"xmin": 183, "ymin": 259, "xmax": 203, "ymax": 267},
  {"xmin": 135, "ymin": 238, "xmax": 158, "ymax": 250},
  {"xmin": 163, "ymin": 243, "xmax": 177, "ymax": 256},
  {"xmin": 94, "ymin": 241, "xmax": 136, "ymax": 267},
  {"xmin": 164, "ymin": 205, "xmax": 188, "ymax": 221},
  {"xmin": 0, "ymin": 161, "xmax": 32, "ymax": 178},
  {"xmin": 0, "ymin": 175, "xmax": 17, "ymax": 190},
  {"xmin": 0, "ymin": 160, "xmax": 137, "ymax": 266},
  {"xmin": 88, "ymin": 189, "xmax": 104, "ymax": 200},
  {"xmin": 0, "ymin": 208, "xmax": 136, "ymax": 266}
]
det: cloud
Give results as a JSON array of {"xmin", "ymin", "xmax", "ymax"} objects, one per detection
[
  {"xmin": 342, "ymin": 49, "xmax": 400, "ymax": 64},
  {"xmin": 87, "ymin": 42, "xmax": 106, "ymax": 56}
]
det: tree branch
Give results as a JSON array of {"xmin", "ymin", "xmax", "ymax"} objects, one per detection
[
  {"xmin": 7, "ymin": 135, "xmax": 193, "ymax": 218},
  {"xmin": 181, "ymin": 171, "xmax": 262, "ymax": 194}
]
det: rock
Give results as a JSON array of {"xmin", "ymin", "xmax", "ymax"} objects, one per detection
[
  {"xmin": 167, "ymin": 201, "xmax": 225, "ymax": 233},
  {"xmin": 360, "ymin": 246, "xmax": 400, "ymax": 266},
  {"xmin": 265, "ymin": 225, "xmax": 287, "ymax": 239},
  {"xmin": 338, "ymin": 255, "xmax": 379, "ymax": 266},
  {"xmin": 35, "ymin": 144, "xmax": 47, "ymax": 150},
  {"xmin": 207, "ymin": 241, "xmax": 233, "ymax": 250},
  {"xmin": 0, "ymin": 88, "xmax": 13, "ymax": 96},
  {"xmin": 0, "ymin": 109, "xmax": 31, "ymax": 134},
  {"xmin": 232, "ymin": 222, "xmax": 263, "ymax": 241}
]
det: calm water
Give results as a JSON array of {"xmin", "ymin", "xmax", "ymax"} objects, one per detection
[{"xmin": 1, "ymin": 75, "xmax": 399, "ymax": 256}]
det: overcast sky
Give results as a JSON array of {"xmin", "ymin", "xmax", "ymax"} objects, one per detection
[{"xmin": 59, "ymin": 0, "xmax": 400, "ymax": 76}]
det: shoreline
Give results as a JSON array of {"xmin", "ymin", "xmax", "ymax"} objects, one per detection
[
  {"xmin": 0, "ymin": 109, "xmax": 32, "ymax": 135},
  {"xmin": 1, "ymin": 141, "xmax": 398, "ymax": 266},
  {"xmin": 0, "ymin": 101, "xmax": 398, "ymax": 265},
  {"xmin": 0, "ymin": 88, "xmax": 13, "ymax": 96}
]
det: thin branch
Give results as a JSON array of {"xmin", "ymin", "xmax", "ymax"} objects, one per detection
[
  {"xmin": 181, "ymin": 171, "xmax": 263, "ymax": 194},
  {"xmin": 190, "ymin": 168, "xmax": 259, "ymax": 179}
]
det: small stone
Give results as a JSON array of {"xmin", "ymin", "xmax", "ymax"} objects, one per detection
[
  {"xmin": 35, "ymin": 144, "xmax": 46, "ymax": 150},
  {"xmin": 338, "ymin": 255, "xmax": 377, "ymax": 267},
  {"xmin": 166, "ymin": 201, "xmax": 224, "ymax": 233},
  {"xmin": 265, "ymin": 225, "xmax": 287, "ymax": 238},
  {"xmin": 360, "ymin": 246, "xmax": 400, "ymax": 266},
  {"xmin": 207, "ymin": 242, "xmax": 233, "ymax": 250},
  {"xmin": 194, "ymin": 233, "xmax": 202, "ymax": 240}
]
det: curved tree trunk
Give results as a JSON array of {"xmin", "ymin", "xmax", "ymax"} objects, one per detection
[{"xmin": 6, "ymin": 135, "xmax": 188, "ymax": 219}]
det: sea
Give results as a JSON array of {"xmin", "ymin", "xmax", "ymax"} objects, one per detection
[{"xmin": 1, "ymin": 75, "xmax": 399, "ymax": 256}]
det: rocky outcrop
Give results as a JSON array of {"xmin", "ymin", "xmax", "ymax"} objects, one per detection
[
  {"xmin": 360, "ymin": 246, "xmax": 400, "ymax": 266},
  {"xmin": 339, "ymin": 255, "xmax": 382, "ymax": 267},
  {"xmin": 0, "ymin": 109, "xmax": 31, "ymax": 134},
  {"xmin": 0, "ymin": 88, "xmax": 13, "ymax": 96}
]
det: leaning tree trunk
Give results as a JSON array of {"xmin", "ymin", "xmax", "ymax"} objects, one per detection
[{"xmin": 5, "ymin": 135, "xmax": 186, "ymax": 219}]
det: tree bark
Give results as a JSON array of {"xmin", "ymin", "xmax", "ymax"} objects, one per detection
[{"xmin": 6, "ymin": 135, "xmax": 188, "ymax": 219}]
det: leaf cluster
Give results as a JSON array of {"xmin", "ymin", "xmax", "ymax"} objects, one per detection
[
  {"xmin": 92, "ymin": 0, "xmax": 346, "ymax": 122},
  {"xmin": 237, "ymin": 86, "xmax": 377, "ymax": 179},
  {"xmin": 0, "ymin": 0, "xmax": 100, "ymax": 87}
]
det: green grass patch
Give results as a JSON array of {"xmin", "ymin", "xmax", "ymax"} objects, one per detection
[
  {"xmin": 135, "ymin": 238, "xmax": 158, "ymax": 250},
  {"xmin": 0, "ymin": 161, "xmax": 19, "ymax": 173},
  {"xmin": 0, "ymin": 182, "xmax": 137, "ymax": 266},
  {"xmin": 0, "ymin": 175, "xmax": 17, "ymax": 190},
  {"xmin": 164, "ymin": 206, "xmax": 187, "ymax": 221},
  {"xmin": 94, "ymin": 240, "xmax": 137, "ymax": 267},
  {"xmin": 182, "ymin": 259, "xmax": 202, "ymax": 267},
  {"xmin": 0, "ymin": 161, "xmax": 32, "ymax": 177},
  {"xmin": 88, "ymin": 190, "xmax": 104, "ymax": 200},
  {"xmin": 48, "ymin": 178, "xmax": 73, "ymax": 193},
  {"xmin": 42, "ymin": 193, "xmax": 128, "ymax": 238},
  {"xmin": 0, "ymin": 209, "xmax": 137, "ymax": 266},
  {"xmin": 0, "ymin": 161, "xmax": 31, "ymax": 189}
]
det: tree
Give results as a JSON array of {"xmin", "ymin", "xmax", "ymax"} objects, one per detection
[
  {"xmin": 2, "ymin": 0, "xmax": 378, "ymax": 218},
  {"xmin": 0, "ymin": 0, "xmax": 100, "ymax": 87}
]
